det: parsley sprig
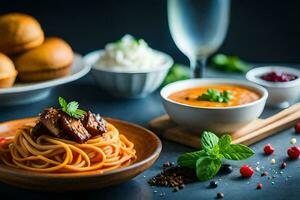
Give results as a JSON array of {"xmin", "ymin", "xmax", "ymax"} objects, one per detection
[
  {"xmin": 197, "ymin": 89, "xmax": 233, "ymax": 103},
  {"xmin": 58, "ymin": 97, "xmax": 86, "ymax": 119},
  {"xmin": 177, "ymin": 131, "xmax": 254, "ymax": 181}
]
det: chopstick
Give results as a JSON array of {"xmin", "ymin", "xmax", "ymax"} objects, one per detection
[
  {"xmin": 233, "ymin": 106, "xmax": 300, "ymax": 145},
  {"xmin": 232, "ymin": 102, "xmax": 300, "ymax": 139}
]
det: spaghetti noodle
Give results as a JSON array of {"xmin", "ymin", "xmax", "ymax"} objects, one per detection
[{"xmin": 0, "ymin": 122, "xmax": 136, "ymax": 173}]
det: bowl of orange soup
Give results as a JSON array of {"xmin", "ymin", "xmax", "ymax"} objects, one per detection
[{"xmin": 160, "ymin": 78, "xmax": 268, "ymax": 134}]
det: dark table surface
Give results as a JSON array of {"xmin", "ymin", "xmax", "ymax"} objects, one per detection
[{"xmin": 0, "ymin": 69, "xmax": 299, "ymax": 200}]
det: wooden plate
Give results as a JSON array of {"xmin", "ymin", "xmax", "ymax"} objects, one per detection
[{"xmin": 0, "ymin": 117, "xmax": 162, "ymax": 191}]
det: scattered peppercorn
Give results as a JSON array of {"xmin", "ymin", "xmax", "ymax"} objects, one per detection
[
  {"xmin": 240, "ymin": 165, "xmax": 254, "ymax": 178},
  {"xmin": 261, "ymin": 171, "xmax": 268, "ymax": 177},
  {"xmin": 209, "ymin": 180, "xmax": 218, "ymax": 188},
  {"xmin": 257, "ymin": 183, "xmax": 263, "ymax": 190},
  {"xmin": 287, "ymin": 146, "xmax": 300, "ymax": 159},
  {"xmin": 295, "ymin": 122, "xmax": 300, "ymax": 133},
  {"xmin": 163, "ymin": 162, "xmax": 172, "ymax": 168},
  {"xmin": 179, "ymin": 184, "xmax": 185, "ymax": 189},
  {"xmin": 173, "ymin": 187, "xmax": 179, "ymax": 192},
  {"xmin": 217, "ymin": 192, "xmax": 224, "ymax": 199},
  {"xmin": 264, "ymin": 144, "xmax": 274, "ymax": 155},
  {"xmin": 290, "ymin": 138, "xmax": 297, "ymax": 145},
  {"xmin": 219, "ymin": 164, "xmax": 233, "ymax": 174},
  {"xmin": 280, "ymin": 162, "xmax": 287, "ymax": 169},
  {"xmin": 271, "ymin": 158, "xmax": 276, "ymax": 164}
]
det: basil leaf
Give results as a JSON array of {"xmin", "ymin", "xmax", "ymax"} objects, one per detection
[
  {"xmin": 58, "ymin": 97, "xmax": 86, "ymax": 119},
  {"xmin": 206, "ymin": 145, "xmax": 222, "ymax": 160},
  {"xmin": 67, "ymin": 101, "xmax": 79, "ymax": 113},
  {"xmin": 221, "ymin": 144, "xmax": 254, "ymax": 160},
  {"xmin": 218, "ymin": 135, "xmax": 231, "ymax": 150},
  {"xmin": 58, "ymin": 97, "xmax": 68, "ymax": 110},
  {"xmin": 177, "ymin": 150, "xmax": 207, "ymax": 168},
  {"xmin": 196, "ymin": 157, "xmax": 222, "ymax": 181},
  {"xmin": 197, "ymin": 89, "xmax": 233, "ymax": 103},
  {"xmin": 201, "ymin": 131, "xmax": 219, "ymax": 151}
]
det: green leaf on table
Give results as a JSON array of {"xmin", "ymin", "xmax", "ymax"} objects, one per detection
[
  {"xmin": 201, "ymin": 131, "xmax": 219, "ymax": 151},
  {"xmin": 211, "ymin": 54, "xmax": 249, "ymax": 73},
  {"xmin": 163, "ymin": 64, "xmax": 190, "ymax": 86},
  {"xmin": 177, "ymin": 150, "xmax": 207, "ymax": 168},
  {"xmin": 196, "ymin": 156, "xmax": 222, "ymax": 181},
  {"xmin": 176, "ymin": 131, "xmax": 254, "ymax": 182},
  {"xmin": 220, "ymin": 144, "xmax": 255, "ymax": 160},
  {"xmin": 218, "ymin": 135, "xmax": 231, "ymax": 150}
]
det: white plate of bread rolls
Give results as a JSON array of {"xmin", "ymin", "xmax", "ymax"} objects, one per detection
[{"xmin": 0, "ymin": 13, "xmax": 90, "ymax": 106}]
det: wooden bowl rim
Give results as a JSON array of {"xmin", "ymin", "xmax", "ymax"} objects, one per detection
[{"xmin": 0, "ymin": 117, "xmax": 162, "ymax": 179}]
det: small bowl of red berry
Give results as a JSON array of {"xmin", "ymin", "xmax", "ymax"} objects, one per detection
[{"xmin": 246, "ymin": 66, "xmax": 300, "ymax": 108}]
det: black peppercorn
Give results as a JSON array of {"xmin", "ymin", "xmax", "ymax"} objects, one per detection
[
  {"xmin": 220, "ymin": 164, "xmax": 233, "ymax": 174},
  {"xmin": 173, "ymin": 187, "xmax": 179, "ymax": 192},
  {"xmin": 209, "ymin": 180, "xmax": 218, "ymax": 188},
  {"xmin": 217, "ymin": 192, "xmax": 224, "ymax": 199}
]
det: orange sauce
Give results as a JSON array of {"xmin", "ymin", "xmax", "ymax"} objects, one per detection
[{"xmin": 168, "ymin": 85, "xmax": 260, "ymax": 107}]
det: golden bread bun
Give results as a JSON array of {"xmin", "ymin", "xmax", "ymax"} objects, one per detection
[
  {"xmin": 14, "ymin": 37, "xmax": 73, "ymax": 82},
  {"xmin": 0, "ymin": 13, "xmax": 44, "ymax": 54},
  {"xmin": 0, "ymin": 53, "xmax": 17, "ymax": 88}
]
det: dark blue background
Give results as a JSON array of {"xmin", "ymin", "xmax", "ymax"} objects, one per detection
[{"xmin": 1, "ymin": 0, "xmax": 300, "ymax": 63}]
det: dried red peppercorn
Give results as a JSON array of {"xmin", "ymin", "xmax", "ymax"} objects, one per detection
[
  {"xmin": 263, "ymin": 144, "xmax": 274, "ymax": 155},
  {"xmin": 287, "ymin": 146, "xmax": 300, "ymax": 159},
  {"xmin": 240, "ymin": 165, "xmax": 254, "ymax": 178},
  {"xmin": 280, "ymin": 162, "xmax": 287, "ymax": 169},
  {"xmin": 257, "ymin": 183, "xmax": 263, "ymax": 190}
]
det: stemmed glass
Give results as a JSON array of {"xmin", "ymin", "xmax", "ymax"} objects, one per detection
[{"xmin": 168, "ymin": 0, "xmax": 230, "ymax": 78}]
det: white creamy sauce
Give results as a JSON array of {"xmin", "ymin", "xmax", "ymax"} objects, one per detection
[{"xmin": 95, "ymin": 35, "xmax": 165, "ymax": 71}]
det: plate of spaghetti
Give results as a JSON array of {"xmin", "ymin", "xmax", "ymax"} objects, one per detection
[{"xmin": 0, "ymin": 97, "xmax": 161, "ymax": 191}]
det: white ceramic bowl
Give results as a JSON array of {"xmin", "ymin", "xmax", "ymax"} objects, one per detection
[
  {"xmin": 161, "ymin": 78, "xmax": 268, "ymax": 134},
  {"xmin": 84, "ymin": 50, "xmax": 173, "ymax": 98},
  {"xmin": 246, "ymin": 66, "xmax": 300, "ymax": 108}
]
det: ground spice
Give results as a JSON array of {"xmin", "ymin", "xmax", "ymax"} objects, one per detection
[{"xmin": 148, "ymin": 165, "xmax": 197, "ymax": 189}]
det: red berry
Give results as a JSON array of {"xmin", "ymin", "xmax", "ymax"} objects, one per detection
[
  {"xmin": 295, "ymin": 122, "xmax": 300, "ymax": 133},
  {"xmin": 263, "ymin": 144, "xmax": 274, "ymax": 155},
  {"xmin": 256, "ymin": 183, "xmax": 263, "ymax": 190},
  {"xmin": 287, "ymin": 146, "xmax": 300, "ymax": 159},
  {"xmin": 240, "ymin": 165, "xmax": 254, "ymax": 178}
]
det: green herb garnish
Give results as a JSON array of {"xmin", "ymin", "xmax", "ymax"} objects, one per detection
[
  {"xmin": 163, "ymin": 64, "xmax": 190, "ymax": 86},
  {"xmin": 58, "ymin": 97, "xmax": 86, "ymax": 119},
  {"xmin": 177, "ymin": 131, "xmax": 254, "ymax": 181},
  {"xmin": 198, "ymin": 89, "xmax": 233, "ymax": 103},
  {"xmin": 211, "ymin": 54, "xmax": 249, "ymax": 73}
]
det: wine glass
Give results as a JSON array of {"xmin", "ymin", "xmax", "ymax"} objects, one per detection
[{"xmin": 168, "ymin": 0, "xmax": 230, "ymax": 78}]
